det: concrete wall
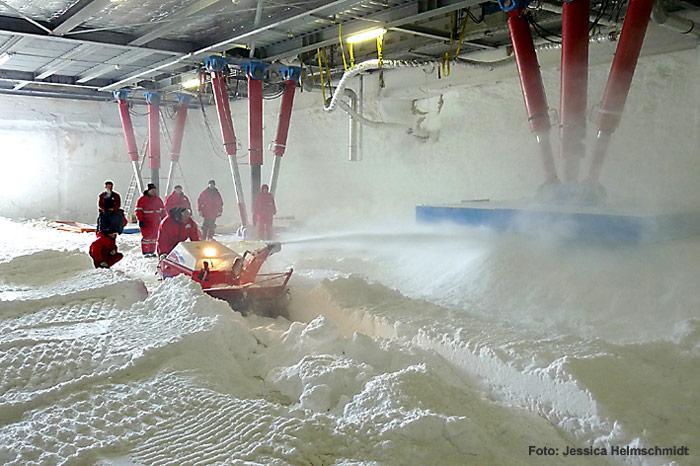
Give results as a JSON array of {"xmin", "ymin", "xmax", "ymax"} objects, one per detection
[{"xmin": 0, "ymin": 40, "xmax": 697, "ymax": 227}]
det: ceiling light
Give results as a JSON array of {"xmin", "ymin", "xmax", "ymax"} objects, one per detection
[
  {"xmin": 0, "ymin": 52, "xmax": 15, "ymax": 66},
  {"xmin": 182, "ymin": 77, "xmax": 200, "ymax": 89},
  {"xmin": 346, "ymin": 27, "xmax": 387, "ymax": 44}
]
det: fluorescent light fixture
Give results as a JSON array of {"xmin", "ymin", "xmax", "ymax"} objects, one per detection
[
  {"xmin": 0, "ymin": 52, "xmax": 14, "ymax": 66},
  {"xmin": 346, "ymin": 27, "xmax": 386, "ymax": 44},
  {"xmin": 182, "ymin": 77, "xmax": 200, "ymax": 89}
]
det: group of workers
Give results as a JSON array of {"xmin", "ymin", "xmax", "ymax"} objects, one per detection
[{"xmin": 88, "ymin": 178, "xmax": 277, "ymax": 269}]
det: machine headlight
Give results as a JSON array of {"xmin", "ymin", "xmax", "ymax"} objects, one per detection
[{"xmin": 203, "ymin": 246, "xmax": 218, "ymax": 258}]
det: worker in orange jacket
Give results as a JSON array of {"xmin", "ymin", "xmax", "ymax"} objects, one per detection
[
  {"xmin": 157, "ymin": 207, "xmax": 201, "ymax": 257},
  {"xmin": 197, "ymin": 179, "xmax": 223, "ymax": 240},
  {"xmin": 164, "ymin": 185, "xmax": 192, "ymax": 212},
  {"xmin": 253, "ymin": 184, "xmax": 276, "ymax": 240},
  {"xmin": 135, "ymin": 183, "xmax": 165, "ymax": 257}
]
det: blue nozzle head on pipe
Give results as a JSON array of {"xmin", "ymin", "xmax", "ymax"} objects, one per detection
[
  {"xmin": 243, "ymin": 61, "xmax": 268, "ymax": 80},
  {"xmin": 174, "ymin": 93, "xmax": 192, "ymax": 105},
  {"xmin": 280, "ymin": 66, "xmax": 302, "ymax": 82},
  {"xmin": 113, "ymin": 89, "xmax": 129, "ymax": 101},
  {"xmin": 145, "ymin": 91, "xmax": 161, "ymax": 105},
  {"xmin": 497, "ymin": 0, "xmax": 530, "ymax": 12},
  {"xmin": 204, "ymin": 55, "xmax": 228, "ymax": 73}
]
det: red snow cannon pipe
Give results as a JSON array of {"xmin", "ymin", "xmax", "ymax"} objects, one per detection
[
  {"xmin": 272, "ymin": 80, "xmax": 297, "ymax": 157},
  {"xmin": 248, "ymin": 73, "xmax": 264, "ymax": 205},
  {"xmin": 508, "ymin": 8, "xmax": 559, "ymax": 184},
  {"xmin": 248, "ymin": 77, "xmax": 263, "ymax": 167},
  {"xmin": 269, "ymin": 67, "xmax": 300, "ymax": 195},
  {"xmin": 165, "ymin": 94, "xmax": 191, "ymax": 194},
  {"xmin": 146, "ymin": 92, "xmax": 161, "ymax": 170},
  {"xmin": 588, "ymin": 0, "xmax": 655, "ymax": 183},
  {"xmin": 115, "ymin": 98, "xmax": 139, "ymax": 162},
  {"xmin": 210, "ymin": 69, "xmax": 237, "ymax": 156},
  {"xmin": 145, "ymin": 92, "xmax": 161, "ymax": 191},
  {"xmin": 205, "ymin": 56, "xmax": 248, "ymax": 227},
  {"xmin": 560, "ymin": 0, "xmax": 590, "ymax": 182},
  {"xmin": 170, "ymin": 97, "xmax": 189, "ymax": 162},
  {"xmin": 245, "ymin": 61, "xmax": 267, "ymax": 206}
]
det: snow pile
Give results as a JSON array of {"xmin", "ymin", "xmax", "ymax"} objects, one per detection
[
  {"xmin": 0, "ymin": 218, "xmax": 696, "ymax": 465},
  {"xmin": 0, "ymin": 244, "xmax": 584, "ymax": 465}
]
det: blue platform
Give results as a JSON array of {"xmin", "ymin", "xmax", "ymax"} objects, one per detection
[{"xmin": 416, "ymin": 200, "xmax": 700, "ymax": 243}]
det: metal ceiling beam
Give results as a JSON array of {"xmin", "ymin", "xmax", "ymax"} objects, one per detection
[
  {"xmin": 0, "ymin": 88, "xmax": 111, "ymax": 102},
  {"xmin": 0, "ymin": 68, "xmax": 111, "ymax": 88},
  {"xmin": 0, "ymin": 34, "xmax": 22, "ymax": 53},
  {"xmin": 100, "ymin": 0, "xmax": 365, "ymax": 91},
  {"xmin": 248, "ymin": 0, "xmax": 266, "ymax": 57},
  {"xmin": 390, "ymin": 25, "xmax": 496, "ymax": 49},
  {"xmin": 100, "ymin": 56, "xmax": 194, "ymax": 89},
  {"xmin": 52, "ymin": 0, "xmax": 113, "ymax": 36},
  {"xmin": 0, "ymin": 14, "xmax": 192, "ymax": 55},
  {"xmin": 129, "ymin": 0, "xmax": 229, "ymax": 47},
  {"xmin": 262, "ymin": 0, "xmax": 482, "ymax": 61}
]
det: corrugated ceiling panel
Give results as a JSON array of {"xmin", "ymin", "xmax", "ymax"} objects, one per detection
[
  {"xmin": 4, "ymin": 54, "xmax": 53, "ymax": 72},
  {"xmin": 80, "ymin": 0, "xmax": 192, "ymax": 32},
  {"xmin": 13, "ymin": 38, "xmax": 75, "ymax": 56},
  {"xmin": 0, "ymin": 0, "xmax": 79, "ymax": 22},
  {"xmin": 82, "ymin": 47, "xmax": 126, "ymax": 63}
]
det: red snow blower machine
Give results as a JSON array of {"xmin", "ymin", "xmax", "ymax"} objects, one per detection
[{"xmin": 159, "ymin": 240, "xmax": 292, "ymax": 317}]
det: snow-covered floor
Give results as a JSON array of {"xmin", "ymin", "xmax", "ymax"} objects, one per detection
[{"xmin": 0, "ymin": 217, "xmax": 697, "ymax": 465}]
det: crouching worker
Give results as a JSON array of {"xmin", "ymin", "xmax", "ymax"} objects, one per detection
[
  {"xmin": 157, "ymin": 207, "xmax": 201, "ymax": 258},
  {"xmin": 89, "ymin": 213, "xmax": 124, "ymax": 269}
]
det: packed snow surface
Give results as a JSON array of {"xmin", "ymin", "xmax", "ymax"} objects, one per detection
[{"xmin": 0, "ymin": 218, "xmax": 697, "ymax": 465}]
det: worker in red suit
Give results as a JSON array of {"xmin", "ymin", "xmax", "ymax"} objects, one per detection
[
  {"xmin": 164, "ymin": 185, "xmax": 192, "ymax": 212},
  {"xmin": 197, "ymin": 179, "xmax": 223, "ymax": 240},
  {"xmin": 98, "ymin": 180, "xmax": 121, "ymax": 214},
  {"xmin": 157, "ymin": 207, "xmax": 201, "ymax": 258},
  {"xmin": 89, "ymin": 232, "xmax": 123, "ymax": 269},
  {"xmin": 253, "ymin": 184, "xmax": 276, "ymax": 240},
  {"xmin": 135, "ymin": 183, "xmax": 165, "ymax": 257},
  {"xmin": 89, "ymin": 213, "xmax": 124, "ymax": 269}
]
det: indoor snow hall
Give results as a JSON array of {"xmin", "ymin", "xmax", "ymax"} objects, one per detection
[{"xmin": 0, "ymin": 0, "xmax": 698, "ymax": 465}]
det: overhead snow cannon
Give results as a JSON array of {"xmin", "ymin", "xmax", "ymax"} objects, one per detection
[
  {"xmin": 504, "ymin": 5, "xmax": 560, "ymax": 185},
  {"xmin": 145, "ymin": 91, "xmax": 161, "ymax": 193},
  {"xmin": 587, "ymin": 0, "xmax": 656, "ymax": 186},
  {"xmin": 165, "ymin": 93, "xmax": 191, "ymax": 194},
  {"xmin": 560, "ymin": 0, "xmax": 590, "ymax": 182},
  {"xmin": 269, "ymin": 66, "xmax": 301, "ymax": 195},
  {"xmin": 159, "ymin": 240, "xmax": 292, "ymax": 316},
  {"xmin": 114, "ymin": 89, "xmax": 144, "ymax": 194},
  {"xmin": 244, "ymin": 61, "xmax": 267, "ymax": 203},
  {"xmin": 205, "ymin": 55, "xmax": 249, "ymax": 228}
]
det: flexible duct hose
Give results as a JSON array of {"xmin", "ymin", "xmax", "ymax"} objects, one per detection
[{"xmin": 322, "ymin": 59, "xmax": 435, "ymax": 113}]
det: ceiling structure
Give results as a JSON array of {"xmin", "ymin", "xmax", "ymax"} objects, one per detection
[{"xmin": 0, "ymin": 0, "xmax": 697, "ymax": 101}]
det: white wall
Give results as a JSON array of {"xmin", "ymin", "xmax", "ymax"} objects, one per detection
[{"xmin": 0, "ymin": 40, "xmax": 697, "ymax": 227}]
